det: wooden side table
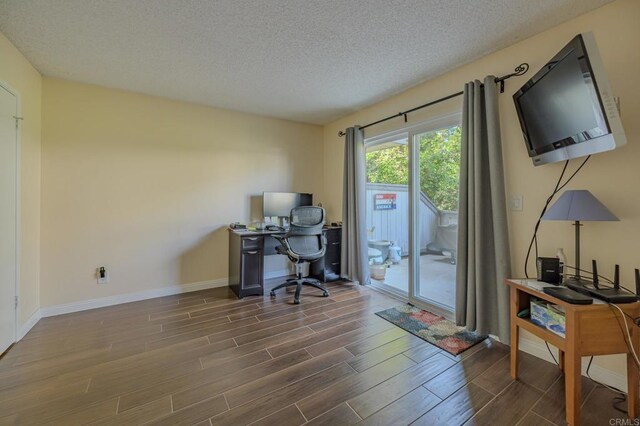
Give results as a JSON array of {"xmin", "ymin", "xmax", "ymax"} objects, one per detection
[{"xmin": 505, "ymin": 278, "xmax": 640, "ymax": 426}]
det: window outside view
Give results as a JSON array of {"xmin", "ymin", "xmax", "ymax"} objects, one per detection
[{"xmin": 366, "ymin": 126, "xmax": 461, "ymax": 310}]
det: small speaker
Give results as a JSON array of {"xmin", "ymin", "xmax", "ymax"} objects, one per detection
[{"xmin": 537, "ymin": 257, "xmax": 561, "ymax": 284}]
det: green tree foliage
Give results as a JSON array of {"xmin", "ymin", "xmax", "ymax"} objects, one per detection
[
  {"xmin": 366, "ymin": 126, "xmax": 461, "ymax": 211},
  {"xmin": 418, "ymin": 126, "xmax": 461, "ymax": 211},
  {"xmin": 365, "ymin": 144, "xmax": 409, "ymax": 186}
]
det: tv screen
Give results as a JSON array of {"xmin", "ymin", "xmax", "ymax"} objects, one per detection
[
  {"xmin": 263, "ymin": 192, "xmax": 312, "ymax": 217},
  {"xmin": 513, "ymin": 33, "xmax": 626, "ymax": 166}
]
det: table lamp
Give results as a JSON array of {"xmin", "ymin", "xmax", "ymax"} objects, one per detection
[{"xmin": 542, "ymin": 189, "xmax": 619, "ymax": 281}]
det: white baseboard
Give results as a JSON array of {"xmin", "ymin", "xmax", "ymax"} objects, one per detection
[
  {"xmin": 18, "ymin": 309, "xmax": 42, "ymax": 340},
  {"xmin": 518, "ymin": 336, "xmax": 628, "ymax": 392},
  {"xmin": 39, "ymin": 278, "xmax": 228, "ymax": 318}
]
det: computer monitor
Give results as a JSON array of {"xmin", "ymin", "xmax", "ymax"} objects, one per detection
[{"xmin": 263, "ymin": 192, "xmax": 313, "ymax": 218}]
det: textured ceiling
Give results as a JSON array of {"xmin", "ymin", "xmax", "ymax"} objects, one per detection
[{"xmin": 0, "ymin": 0, "xmax": 613, "ymax": 124}]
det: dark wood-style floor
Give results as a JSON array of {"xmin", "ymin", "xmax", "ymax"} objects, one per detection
[{"xmin": 0, "ymin": 280, "xmax": 628, "ymax": 425}]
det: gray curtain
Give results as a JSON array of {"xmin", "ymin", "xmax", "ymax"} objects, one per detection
[
  {"xmin": 341, "ymin": 126, "xmax": 369, "ymax": 285},
  {"xmin": 455, "ymin": 77, "xmax": 511, "ymax": 343}
]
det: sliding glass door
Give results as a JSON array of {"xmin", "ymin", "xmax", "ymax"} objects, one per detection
[
  {"xmin": 365, "ymin": 134, "xmax": 409, "ymax": 297},
  {"xmin": 410, "ymin": 123, "xmax": 461, "ymax": 317},
  {"xmin": 366, "ymin": 115, "xmax": 461, "ymax": 318}
]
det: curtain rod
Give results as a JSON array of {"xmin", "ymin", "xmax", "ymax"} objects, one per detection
[{"xmin": 337, "ymin": 63, "xmax": 529, "ymax": 137}]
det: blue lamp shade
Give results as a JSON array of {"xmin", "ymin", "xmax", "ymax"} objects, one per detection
[{"xmin": 542, "ymin": 190, "xmax": 619, "ymax": 222}]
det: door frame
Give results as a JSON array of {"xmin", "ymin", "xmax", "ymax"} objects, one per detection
[
  {"xmin": 364, "ymin": 130, "xmax": 409, "ymax": 299},
  {"xmin": 0, "ymin": 80, "xmax": 21, "ymax": 343},
  {"xmin": 364, "ymin": 112, "xmax": 461, "ymax": 321}
]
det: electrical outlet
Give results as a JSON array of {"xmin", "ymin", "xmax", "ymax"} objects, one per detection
[
  {"xmin": 97, "ymin": 267, "xmax": 109, "ymax": 284},
  {"xmin": 509, "ymin": 195, "xmax": 523, "ymax": 211}
]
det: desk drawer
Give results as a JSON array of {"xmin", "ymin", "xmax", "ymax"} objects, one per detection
[
  {"xmin": 241, "ymin": 249, "xmax": 263, "ymax": 291},
  {"xmin": 325, "ymin": 246, "xmax": 341, "ymax": 264},
  {"xmin": 327, "ymin": 240, "xmax": 341, "ymax": 250},
  {"xmin": 241, "ymin": 236, "xmax": 263, "ymax": 250},
  {"xmin": 324, "ymin": 229, "xmax": 342, "ymax": 244},
  {"xmin": 324, "ymin": 236, "xmax": 341, "ymax": 282}
]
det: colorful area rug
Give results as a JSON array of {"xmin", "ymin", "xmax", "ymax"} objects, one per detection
[{"xmin": 375, "ymin": 305, "xmax": 486, "ymax": 355}]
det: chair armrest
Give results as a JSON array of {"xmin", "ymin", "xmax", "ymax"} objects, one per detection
[
  {"xmin": 272, "ymin": 235, "xmax": 299, "ymax": 260},
  {"xmin": 272, "ymin": 234, "xmax": 287, "ymax": 244}
]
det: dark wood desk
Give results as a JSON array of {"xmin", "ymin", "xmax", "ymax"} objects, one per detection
[
  {"xmin": 228, "ymin": 227, "xmax": 342, "ymax": 298},
  {"xmin": 505, "ymin": 279, "xmax": 640, "ymax": 426}
]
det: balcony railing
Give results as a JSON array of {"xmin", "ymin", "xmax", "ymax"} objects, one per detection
[{"xmin": 366, "ymin": 183, "xmax": 457, "ymax": 256}]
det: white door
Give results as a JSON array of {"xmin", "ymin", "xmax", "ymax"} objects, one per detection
[{"xmin": 0, "ymin": 84, "xmax": 18, "ymax": 354}]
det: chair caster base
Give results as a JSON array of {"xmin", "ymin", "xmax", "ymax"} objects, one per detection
[{"xmin": 270, "ymin": 278, "xmax": 329, "ymax": 305}]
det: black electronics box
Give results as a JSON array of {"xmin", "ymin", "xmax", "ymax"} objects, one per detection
[{"xmin": 537, "ymin": 257, "xmax": 561, "ymax": 284}]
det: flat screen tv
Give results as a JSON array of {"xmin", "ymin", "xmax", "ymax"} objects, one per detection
[
  {"xmin": 513, "ymin": 32, "xmax": 627, "ymax": 166},
  {"xmin": 263, "ymin": 192, "xmax": 313, "ymax": 217}
]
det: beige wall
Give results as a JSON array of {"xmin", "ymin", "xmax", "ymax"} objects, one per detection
[
  {"xmin": 323, "ymin": 0, "xmax": 639, "ymax": 377},
  {"xmin": 0, "ymin": 32, "xmax": 42, "ymax": 326},
  {"xmin": 41, "ymin": 78, "xmax": 323, "ymax": 307},
  {"xmin": 4, "ymin": 0, "xmax": 637, "ymax": 381}
]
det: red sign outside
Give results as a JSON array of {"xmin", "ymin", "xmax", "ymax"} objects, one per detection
[{"xmin": 374, "ymin": 193, "xmax": 397, "ymax": 210}]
